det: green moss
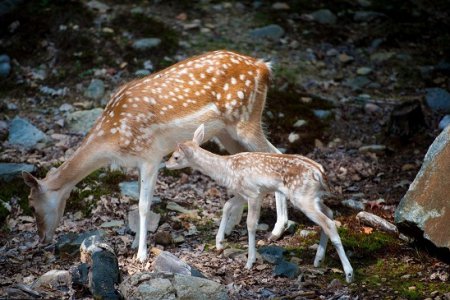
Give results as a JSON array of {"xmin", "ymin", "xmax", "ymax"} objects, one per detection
[
  {"xmin": 66, "ymin": 169, "xmax": 127, "ymax": 216},
  {"xmin": 339, "ymin": 227, "xmax": 396, "ymax": 254}
]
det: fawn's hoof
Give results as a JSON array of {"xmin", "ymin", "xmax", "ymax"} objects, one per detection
[{"xmin": 266, "ymin": 233, "xmax": 281, "ymax": 242}]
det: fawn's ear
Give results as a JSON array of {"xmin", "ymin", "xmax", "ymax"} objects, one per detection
[
  {"xmin": 179, "ymin": 143, "xmax": 194, "ymax": 158},
  {"xmin": 22, "ymin": 171, "xmax": 39, "ymax": 189},
  {"xmin": 192, "ymin": 124, "xmax": 205, "ymax": 145}
]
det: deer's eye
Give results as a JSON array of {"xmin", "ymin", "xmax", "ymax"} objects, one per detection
[{"xmin": 174, "ymin": 155, "xmax": 179, "ymax": 160}]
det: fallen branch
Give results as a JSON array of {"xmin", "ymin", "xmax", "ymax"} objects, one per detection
[{"xmin": 356, "ymin": 211, "xmax": 398, "ymax": 235}]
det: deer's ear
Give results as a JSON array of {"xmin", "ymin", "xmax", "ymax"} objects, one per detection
[
  {"xmin": 192, "ymin": 124, "xmax": 205, "ymax": 145},
  {"xmin": 22, "ymin": 171, "xmax": 39, "ymax": 189},
  {"xmin": 179, "ymin": 143, "xmax": 194, "ymax": 157}
]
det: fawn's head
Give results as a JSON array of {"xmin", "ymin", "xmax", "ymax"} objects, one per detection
[
  {"xmin": 166, "ymin": 124, "xmax": 205, "ymax": 170},
  {"xmin": 22, "ymin": 171, "xmax": 70, "ymax": 243}
]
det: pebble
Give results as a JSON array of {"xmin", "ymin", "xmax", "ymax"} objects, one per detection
[
  {"xmin": 258, "ymin": 246, "xmax": 286, "ymax": 264},
  {"xmin": 134, "ymin": 69, "xmax": 151, "ymax": 76},
  {"xmin": 59, "ymin": 103, "xmax": 74, "ymax": 112},
  {"xmin": 84, "ymin": 79, "xmax": 105, "ymax": 100},
  {"xmin": 353, "ymin": 11, "xmax": 385, "ymax": 22},
  {"xmin": 66, "ymin": 108, "xmax": 103, "ymax": 135},
  {"xmin": 364, "ymin": 103, "xmax": 381, "ymax": 114},
  {"xmin": 327, "ymin": 278, "xmax": 343, "ymax": 289},
  {"xmin": 273, "ymin": 260, "xmax": 299, "ymax": 279},
  {"xmin": 271, "ymin": 2, "xmax": 290, "ymax": 10},
  {"xmin": 293, "ymin": 119, "xmax": 307, "ymax": 127},
  {"xmin": 358, "ymin": 144, "xmax": 386, "ymax": 153},
  {"xmin": 288, "ymin": 132, "xmax": 300, "ymax": 143},
  {"xmin": 299, "ymin": 229, "xmax": 315, "ymax": 238},
  {"xmin": 154, "ymin": 231, "xmax": 173, "ymax": 246},
  {"xmin": 223, "ymin": 248, "xmax": 245, "ymax": 258},
  {"xmin": 8, "ymin": 117, "xmax": 48, "ymax": 148},
  {"xmin": 249, "ymin": 24, "xmax": 285, "ymax": 40},
  {"xmin": 338, "ymin": 53, "xmax": 354, "ymax": 63},
  {"xmin": 310, "ymin": 9, "xmax": 337, "ymax": 25},
  {"xmin": 342, "ymin": 199, "xmax": 366, "ymax": 211},
  {"xmin": 313, "ymin": 109, "xmax": 332, "ymax": 119},
  {"xmin": 326, "ymin": 48, "xmax": 338, "ymax": 56},
  {"xmin": 357, "ymin": 67, "xmax": 373, "ymax": 75},
  {"xmin": 439, "ymin": 115, "xmax": 450, "ymax": 130},
  {"xmin": 344, "ymin": 76, "xmax": 371, "ymax": 91},
  {"xmin": 0, "ymin": 54, "xmax": 11, "ymax": 78},
  {"xmin": 257, "ymin": 223, "xmax": 269, "ymax": 231},
  {"xmin": 425, "ymin": 88, "xmax": 450, "ymax": 113},
  {"xmin": 132, "ymin": 38, "xmax": 161, "ymax": 50},
  {"xmin": 100, "ymin": 220, "xmax": 124, "ymax": 228}
]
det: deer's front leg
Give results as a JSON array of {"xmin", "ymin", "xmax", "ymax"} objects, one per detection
[
  {"xmin": 216, "ymin": 195, "xmax": 245, "ymax": 250},
  {"xmin": 245, "ymin": 196, "xmax": 261, "ymax": 269},
  {"xmin": 136, "ymin": 163, "xmax": 158, "ymax": 263}
]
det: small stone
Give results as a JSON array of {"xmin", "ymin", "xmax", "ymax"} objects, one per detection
[
  {"xmin": 0, "ymin": 163, "xmax": 35, "ymax": 181},
  {"xmin": 134, "ymin": 69, "xmax": 151, "ymax": 77},
  {"xmin": 293, "ymin": 119, "xmax": 307, "ymax": 127},
  {"xmin": 100, "ymin": 220, "xmax": 124, "ymax": 228},
  {"xmin": 357, "ymin": 67, "xmax": 372, "ymax": 75},
  {"xmin": 431, "ymin": 291, "xmax": 439, "ymax": 297},
  {"xmin": 364, "ymin": 103, "xmax": 381, "ymax": 113},
  {"xmin": 128, "ymin": 209, "xmax": 160, "ymax": 233},
  {"xmin": 256, "ymin": 264, "xmax": 268, "ymax": 270},
  {"xmin": 273, "ymin": 260, "xmax": 299, "ymax": 278},
  {"xmin": 299, "ymin": 229, "xmax": 315, "ymax": 238},
  {"xmin": 353, "ymin": 11, "xmax": 385, "ymax": 22},
  {"xmin": 309, "ymin": 243, "xmax": 319, "ymax": 250},
  {"xmin": 370, "ymin": 51, "xmax": 396, "ymax": 62},
  {"xmin": 249, "ymin": 24, "xmax": 285, "ymax": 40},
  {"xmin": 327, "ymin": 278, "xmax": 343, "ymax": 289},
  {"xmin": 258, "ymin": 246, "xmax": 286, "ymax": 264},
  {"xmin": 172, "ymin": 235, "xmax": 185, "ymax": 244},
  {"xmin": 425, "ymin": 88, "xmax": 450, "ymax": 113},
  {"xmin": 359, "ymin": 144, "xmax": 386, "ymax": 153},
  {"xmin": 272, "ymin": 2, "xmax": 290, "ymax": 10},
  {"xmin": 338, "ymin": 53, "xmax": 354, "ymax": 63},
  {"xmin": 310, "ymin": 9, "xmax": 337, "ymax": 24},
  {"xmin": 84, "ymin": 79, "xmax": 105, "ymax": 100},
  {"xmin": 154, "ymin": 231, "xmax": 173, "ymax": 246},
  {"xmin": 288, "ymin": 132, "xmax": 300, "ymax": 143},
  {"xmin": 119, "ymin": 181, "xmax": 139, "ymax": 199},
  {"xmin": 342, "ymin": 199, "xmax": 366, "ymax": 211},
  {"xmin": 152, "ymin": 251, "xmax": 205, "ymax": 278},
  {"xmin": 59, "ymin": 103, "xmax": 74, "ymax": 112},
  {"xmin": 326, "ymin": 49, "xmax": 338, "ymax": 56},
  {"xmin": 257, "ymin": 223, "xmax": 269, "ymax": 231},
  {"xmin": 344, "ymin": 76, "xmax": 371, "ymax": 91},
  {"xmin": 313, "ymin": 109, "xmax": 332, "ymax": 119},
  {"xmin": 0, "ymin": 54, "xmax": 11, "ymax": 78},
  {"xmin": 132, "ymin": 38, "xmax": 162, "ymax": 50},
  {"xmin": 66, "ymin": 108, "xmax": 103, "ymax": 135},
  {"xmin": 32, "ymin": 270, "xmax": 71, "ymax": 290},
  {"xmin": 401, "ymin": 163, "xmax": 416, "ymax": 171},
  {"xmin": 223, "ymin": 248, "xmax": 245, "ymax": 258},
  {"xmin": 438, "ymin": 115, "xmax": 450, "ymax": 130},
  {"xmin": 8, "ymin": 117, "xmax": 48, "ymax": 148},
  {"xmin": 401, "ymin": 274, "xmax": 411, "ymax": 279}
]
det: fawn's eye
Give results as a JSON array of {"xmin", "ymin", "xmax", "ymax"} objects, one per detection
[{"xmin": 174, "ymin": 156, "xmax": 179, "ymax": 160}]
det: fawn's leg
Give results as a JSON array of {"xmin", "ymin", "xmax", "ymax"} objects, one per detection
[
  {"xmin": 314, "ymin": 203, "xmax": 333, "ymax": 267},
  {"xmin": 216, "ymin": 195, "xmax": 246, "ymax": 250},
  {"xmin": 245, "ymin": 196, "xmax": 262, "ymax": 269},
  {"xmin": 295, "ymin": 197, "xmax": 353, "ymax": 283},
  {"xmin": 136, "ymin": 162, "xmax": 159, "ymax": 262},
  {"xmin": 229, "ymin": 124, "xmax": 289, "ymax": 240}
]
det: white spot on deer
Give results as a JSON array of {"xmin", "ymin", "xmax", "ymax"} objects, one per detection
[
  {"xmin": 109, "ymin": 111, "xmax": 115, "ymax": 117},
  {"xmin": 237, "ymin": 91, "xmax": 244, "ymax": 99},
  {"xmin": 240, "ymin": 74, "xmax": 246, "ymax": 80},
  {"xmin": 110, "ymin": 128, "xmax": 118, "ymax": 134},
  {"xmin": 132, "ymin": 104, "xmax": 138, "ymax": 108},
  {"xmin": 227, "ymin": 93, "xmax": 232, "ymax": 100},
  {"xmin": 122, "ymin": 104, "xmax": 128, "ymax": 108},
  {"xmin": 224, "ymin": 83, "xmax": 229, "ymax": 91},
  {"xmin": 162, "ymin": 106, "xmax": 167, "ymax": 111},
  {"xmin": 231, "ymin": 77, "xmax": 237, "ymax": 85},
  {"xmin": 217, "ymin": 93, "xmax": 221, "ymax": 100},
  {"xmin": 245, "ymin": 80, "xmax": 251, "ymax": 87},
  {"xmin": 200, "ymin": 73, "xmax": 206, "ymax": 79}
]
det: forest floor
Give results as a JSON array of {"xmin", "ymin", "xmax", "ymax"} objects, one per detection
[{"xmin": 1, "ymin": 1, "xmax": 450, "ymax": 299}]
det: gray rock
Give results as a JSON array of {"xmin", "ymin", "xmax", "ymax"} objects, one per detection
[
  {"xmin": 0, "ymin": 163, "xmax": 35, "ymax": 181},
  {"xmin": 344, "ymin": 76, "xmax": 372, "ymax": 91},
  {"xmin": 311, "ymin": 9, "xmax": 337, "ymax": 25},
  {"xmin": 439, "ymin": 115, "xmax": 450, "ymax": 130},
  {"xmin": 128, "ymin": 208, "xmax": 160, "ymax": 233},
  {"xmin": 120, "ymin": 272, "xmax": 228, "ymax": 300},
  {"xmin": 39, "ymin": 86, "xmax": 68, "ymax": 96},
  {"xmin": 59, "ymin": 103, "xmax": 74, "ymax": 112},
  {"xmin": 66, "ymin": 108, "xmax": 103, "ymax": 135},
  {"xmin": 80, "ymin": 235, "xmax": 121, "ymax": 300},
  {"xmin": 249, "ymin": 24, "xmax": 285, "ymax": 40},
  {"xmin": 32, "ymin": 270, "xmax": 71, "ymax": 290},
  {"xmin": 223, "ymin": 248, "xmax": 245, "ymax": 258},
  {"xmin": 356, "ymin": 67, "xmax": 373, "ymax": 75},
  {"xmin": 70, "ymin": 263, "xmax": 89, "ymax": 287},
  {"xmin": 258, "ymin": 245, "xmax": 286, "ymax": 264},
  {"xmin": 273, "ymin": 260, "xmax": 299, "ymax": 279},
  {"xmin": 119, "ymin": 181, "xmax": 139, "ymax": 199},
  {"xmin": 152, "ymin": 250, "xmax": 205, "ymax": 278},
  {"xmin": 56, "ymin": 230, "xmax": 105, "ymax": 257},
  {"xmin": 425, "ymin": 88, "xmax": 450, "ymax": 113},
  {"xmin": 359, "ymin": 144, "xmax": 386, "ymax": 153},
  {"xmin": 353, "ymin": 11, "xmax": 385, "ymax": 22},
  {"xmin": 132, "ymin": 38, "xmax": 161, "ymax": 50},
  {"xmin": 395, "ymin": 125, "xmax": 450, "ymax": 252},
  {"xmin": 313, "ymin": 109, "xmax": 332, "ymax": 120},
  {"xmin": 84, "ymin": 79, "xmax": 105, "ymax": 100},
  {"xmin": 370, "ymin": 51, "xmax": 396, "ymax": 62},
  {"xmin": 8, "ymin": 117, "xmax": 48, "ymax": 148},
  {"xmin": 342, "ymin": 199, "xmax": 366, "ymax": 211},
  {"xmin": 135, "ymin": 69, "xmax": 151, "ymax": 77},
  {"xmin": 0, "ymin": 54, "xmax": 11, "ymax": 78},
  {"xmin": 100, "ymin": 220, "xmax": 124, "ymax": 228}
]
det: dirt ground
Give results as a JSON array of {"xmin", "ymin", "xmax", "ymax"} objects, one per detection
[{"xmin": 1, "ymin": 0, "xmax": 450, "ymax": 299}]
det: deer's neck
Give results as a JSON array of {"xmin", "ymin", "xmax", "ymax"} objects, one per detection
[
  {"xmin": 191, "ymin": 148, "xmax": 230, "ymax": 188},
  {"xmin": 44, "ymin": 142, "xmax": 108, "ymax": 192}
]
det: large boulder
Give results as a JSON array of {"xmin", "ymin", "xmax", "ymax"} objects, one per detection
[
  {"xmin": 395, "ymin": 126, "xmax": 450, "ymax": 255},
  {"xmin": 119, "ymin": 272, "xmax": 228, "ymax": 300}
]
